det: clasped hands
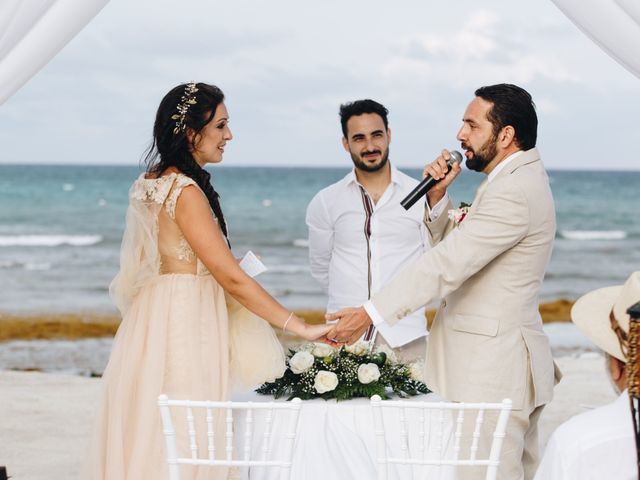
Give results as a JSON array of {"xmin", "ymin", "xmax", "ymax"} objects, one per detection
[{"xmin": 322, "ymin": 306, "xmax": 373, "ymax": 346}]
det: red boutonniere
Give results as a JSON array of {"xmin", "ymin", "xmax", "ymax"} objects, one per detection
[{"xmin": 447, "ymin": 202, "xmax": 471, "ymax": 225}]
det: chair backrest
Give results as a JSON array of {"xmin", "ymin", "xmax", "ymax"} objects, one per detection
[
  {"xmin": 158, "ymin": 394, "xmax": 302, "ymax": 480},
  {"xmin": 370, "ymin": 395, "xmax": 512, "ymax": 480}
]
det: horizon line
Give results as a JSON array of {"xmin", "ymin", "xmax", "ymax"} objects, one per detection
[{"xmin": 1, "ymin": 162, "xmax": 640, "ymax": 173}]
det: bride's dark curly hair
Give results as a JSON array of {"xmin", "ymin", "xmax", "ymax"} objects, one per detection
[{"xmin": 144, "ymin": 82, "xmax": 229, "ymax": 239}]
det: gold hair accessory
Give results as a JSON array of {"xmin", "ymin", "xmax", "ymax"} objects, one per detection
[{"xmin": 171, "ymin": 82, "xmax": 199, "ymax": 134}]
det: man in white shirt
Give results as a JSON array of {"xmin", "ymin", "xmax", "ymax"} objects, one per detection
[
  {"xmin": 306, "ymin": 99, "xmax": 428, "ymax": 360},
  {"xmin": 535, "ymin": 272, "xmax": 640, "ymax": 479}
]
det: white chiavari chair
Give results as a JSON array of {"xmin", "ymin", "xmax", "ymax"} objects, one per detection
[
  {"xmin": 158, "ymin": 394, "xmax": 302, "ymax": 480},
  {"xmin": 370, "ymin": 395, "xmax": 512, "ymax": 480}
]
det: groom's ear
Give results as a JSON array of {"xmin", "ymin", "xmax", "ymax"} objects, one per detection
[{"xmin": 498, "ymin": 125, "xmax": 515, "ymax": 149}]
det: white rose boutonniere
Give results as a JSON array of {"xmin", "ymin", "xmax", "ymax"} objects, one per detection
[
  {"xmin": 314, "ymin": 370, "xmax": 339, "ymax": 393},
  {"xmin": 447, "ymin": 201, "xmax": 471, "ymax": 226},
  {"xmin": 357, "ymin": 363, "xmax": 381, "ymax": 384},
  {"xmin": 289, "ymin": 351, "xmax": 314, "ymax": 374}
]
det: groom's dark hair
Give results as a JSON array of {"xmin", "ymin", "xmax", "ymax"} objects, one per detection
[
  {"xmin": 339, "ymin": 99, "xmax": 389, "ymax": 137},
  {"xmin": 475, "ymin": 84, "xmax": 538, "ymax": 150}
]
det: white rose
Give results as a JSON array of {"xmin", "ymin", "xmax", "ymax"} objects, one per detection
[
  {"xmin": 345, "ymin": 340, "xmax": 370, "ymax": 356},
  {"xmin": 374, "ymin": 344, "xmax": 398, "ymax": 364},
  {"xmin": 312, "ymin": 342, "xmax": 335, "ymax": 358},
  {"xmin": 357, "ymin": 363, "xmax": 381, "ymax": 384},
  {"xmin": 314, "ymin": 370, "xmax": 339, "ymax": 393},
  {"xmin": 299, "ymin": 343, "xmax": 315, "ymax": 352},
  {"xmin": 289, "ymin": 351, "xmax": 314, "ymax": 374},
  {"xmin": 409, "ymin": 361, "xmax": 425, "ymax": 382}
]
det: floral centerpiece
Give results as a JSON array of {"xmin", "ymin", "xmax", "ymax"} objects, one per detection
[{"xmin": 256, "ymin": 341, "xmax": 430, "ymax": 401}]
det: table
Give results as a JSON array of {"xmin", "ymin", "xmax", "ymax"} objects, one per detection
[{"xmin": 232, "ymin": 391, "xmax": 456, "ymax": 480}]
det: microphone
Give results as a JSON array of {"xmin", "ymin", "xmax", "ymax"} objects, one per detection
[{"xmin": 401, "ymin": 150, "xmax": 463, "ymax": 210}]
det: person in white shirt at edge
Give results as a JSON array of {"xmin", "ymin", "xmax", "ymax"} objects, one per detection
[
  {"xmin": 326, "ymin": 84, "xmax": 561, "ymax": 480},
  {"xmin": 534, "ymin": 272, "xmax": 640, "ymax": 480},
  {"xmin": 306, "ymin": 99, "xmax": 428, "ymax": 361}
]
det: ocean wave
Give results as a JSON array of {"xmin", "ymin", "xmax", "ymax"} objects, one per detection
[
  {"xmin": 0, "ymin": 235, "xmax": 103, "ymax": 247},
  {"xmin": 292, "ymin": 239, "xmax": 309, "ymax": 248},
  {"xmin": 25, "ymin": 262, "xmax": 52, "ymax": 271},
  {"xmin": 559, "ymin": 230, "xmax": 627, "ymax": 241},
  {"xmin": 0, "ymin": 260, "xmax": 19, "ymax": 269},
  {"xmin": 0, "ymin": 260, "xmax": 52, "ymax": 270}
]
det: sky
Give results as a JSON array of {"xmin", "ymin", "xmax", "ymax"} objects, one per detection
[{"xmin": 1, "ymin": 0, "xmax": 639, "ymax": 170}]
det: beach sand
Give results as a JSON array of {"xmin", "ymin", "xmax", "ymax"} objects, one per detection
[{"xmin": 0, "ymin": 353, "xmax": 616, "ymax": 480}]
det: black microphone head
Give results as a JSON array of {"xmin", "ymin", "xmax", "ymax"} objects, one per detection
[{"xmin": 450, "ymin": 150, "xmax": 463, "ymax": 165}]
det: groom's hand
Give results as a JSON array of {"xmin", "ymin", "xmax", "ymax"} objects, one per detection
[
  {"xmin": 424, "ymin": 149, "xmax": 462, "ymax": 208},
  {"xmin": 325, "ymin": 307, "xmax": 372, "ymax": 345}
]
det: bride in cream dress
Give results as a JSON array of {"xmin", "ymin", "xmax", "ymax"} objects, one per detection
[{"xmin": 84, "ymin": 82, "xmax": 332, "ymax": 479}]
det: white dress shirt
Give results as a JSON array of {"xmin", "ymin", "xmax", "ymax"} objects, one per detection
[
  {"xmin": 306, "ymin": 165, "xmax": 428, "ymax": 347},
  {"xmin": 364, "ymin": 150, "xmax": 524, "ymax": 326},
  {"xmin": 534, "ymin": 390, "xmax": 636, "ymax": 479}
]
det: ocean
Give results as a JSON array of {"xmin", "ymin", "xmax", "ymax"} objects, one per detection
[{"xmin": 1, "ymin": 164, "xmax": 639, "ymax": 314}]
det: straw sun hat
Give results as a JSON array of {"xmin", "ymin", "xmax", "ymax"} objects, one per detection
[{"xmin": 571, "ymin": 271, "xmax": 640, "ymax": 362}]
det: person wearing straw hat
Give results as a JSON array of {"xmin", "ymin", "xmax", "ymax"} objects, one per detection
[{"xmin": 534, "ymin": 271, "xmax": 640, "ymax": 479}]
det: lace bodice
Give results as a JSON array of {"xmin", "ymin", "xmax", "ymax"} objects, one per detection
[
  {"xmin": 110, "ymin": 172, "xmax": 221, "ymax": 315},
  {"xmin": 133, "ymin": 173, "xmax": 208, "ymax": 276}
]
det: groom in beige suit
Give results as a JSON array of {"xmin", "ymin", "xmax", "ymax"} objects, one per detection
[{"xmin": 327, "ymin": 84, "xmax": 560, "ymax": 479}]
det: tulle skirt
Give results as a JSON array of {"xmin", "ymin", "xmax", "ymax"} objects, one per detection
[
  {"xmin": 83, "ymin": 273, "xmax": 285, "ymax": 480},
  {"xmin": 81, "ymin": 274, "xmax": 229, "ymax": 480}
]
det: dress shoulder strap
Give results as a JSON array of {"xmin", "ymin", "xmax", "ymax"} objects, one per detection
[{"xmin": 164, "ymin": 174, "xmax": 199, "ymax": 220}]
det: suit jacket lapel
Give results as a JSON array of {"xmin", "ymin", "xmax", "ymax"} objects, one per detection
[
  {"xmin": 465, "ymin": 148, "xmax": 541, "ymax": 218},
  {"xmin": 492, "ymin": 148, "xmax": 541, "ymax": 183},
  {"xmin": 466, "ymin": 178, "xmax": 489, "ymax": 218}
]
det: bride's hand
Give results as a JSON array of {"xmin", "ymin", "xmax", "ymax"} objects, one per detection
[{"xmin": 300, "ymin": 323, "xmax": 337, "ymax": 344}]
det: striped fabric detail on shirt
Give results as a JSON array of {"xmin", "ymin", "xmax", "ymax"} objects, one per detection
[{"xmin": 358, "ymin": 186, "xmax": 376, "ymax": 342}]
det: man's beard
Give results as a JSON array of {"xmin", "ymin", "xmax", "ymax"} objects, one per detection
[
  {"xmin": 464, "ymin": 133, "xmax": 498, "ymax": 172},
  {"xmin": 350, "ymin": 147, "xmax": 389, "ymax": 173}
]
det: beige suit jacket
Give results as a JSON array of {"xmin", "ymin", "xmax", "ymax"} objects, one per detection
[{"xmin": 371, "ymin": 148, "xmax": 560, "ymax": 409}]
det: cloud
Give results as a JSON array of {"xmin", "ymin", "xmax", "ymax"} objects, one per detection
[
  {"xmin": 534, "ymin": 97, "xmax": 560, "ymax": 115},
  {"xmin": 407, "ymin": 10, "xmax": 500, "ymax": 62},
  {"xmin": 0, "ymin": 0, "xmax": 639, "ymax": 169},
  {"xmin": 379, "ymin": 8, "xmax": 583, "ymax": 90}
]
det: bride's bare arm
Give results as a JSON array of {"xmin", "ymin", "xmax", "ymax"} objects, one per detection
[{"xmin": 174, "ymin": 185, "xmax": 331, "ymax": 341}]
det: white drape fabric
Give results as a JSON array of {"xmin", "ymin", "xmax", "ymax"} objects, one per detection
[
  {"xmin": 552, "ymin": 0, "xmax": 640, "ymax": 79},
  {"xmin": 0, "ymin": 0, "xmax": 108, "ymax": 104}
]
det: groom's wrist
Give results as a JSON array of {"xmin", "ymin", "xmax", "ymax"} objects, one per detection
[{"xmin": 362, "ymin": 301, "xmax": 384, "ymax": 326}]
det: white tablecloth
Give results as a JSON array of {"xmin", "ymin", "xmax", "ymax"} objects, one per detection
[{"xmin": 232, "ymin": 391, "xmax": 456, "ymax": 480}]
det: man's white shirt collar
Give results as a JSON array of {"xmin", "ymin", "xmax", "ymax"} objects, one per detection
[
  {"xmin": 346, "ymin": 164, "xmax": 402, "ymax": 187},
  {"xmin": 487, "ymin": 150, "xmax": 523, "ymax": 182}
]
